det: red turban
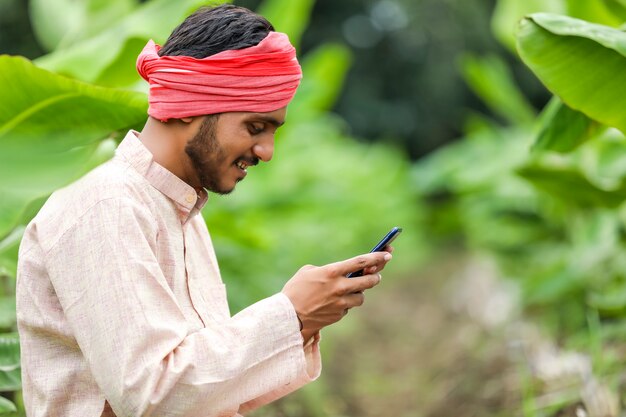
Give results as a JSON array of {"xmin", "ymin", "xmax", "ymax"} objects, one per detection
[{"xmin": 136, "ymin": 31, "xmax": 302, "ymax": 121}]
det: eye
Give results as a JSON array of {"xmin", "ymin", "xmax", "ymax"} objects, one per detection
[{"xmin": 247, "ymin": 122, "xmax": 265, "ymax": 135}]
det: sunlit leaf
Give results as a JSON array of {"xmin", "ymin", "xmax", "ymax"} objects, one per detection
[
  {"xmin": 0, "ymin": 227, "xmax": 23, "ymax": 281},
  {"xmin": 600, "ymin": 0, "xmax": 626, "ymax": 22},
  {"xmin": 491, "ymin": 0, "xmax": 565, "ymax": 52},
  {"xmin": 533, "ymin": 98, "xmax": 604, "ymax": 153},
  {"xmin": 517, "ymin": 162, "xmax": 626, "ymax": 208},
  {"xmin": 257, "ymin": 0, "xmax": 315, "ymax": 48},
  {"xmin": 35, "ymin": 0, "xmax": 226, "ymax": 86},
  {"xmin": 565, "ymin": 0, "xmax": 624, "ymax": 27},
  {"xmin": 29, "ymin": 0, "xmax": 137, "ymax": 52},
  {"xmin": 412, "ymin": 128, "xmax": 531, "ymax": 194},
  {"xmin": 0, "ymin": 395, "xmax": 16, "ymax": 413},
  {"xmin": 0, "ymin": 299, "xmax": 16, "ymax": 330},
  {"xmin": 516, "ymin": 13, "xmax": 626, "ymax": 135},
  {"xmin": 459, "ymin": 53, "xmax": 536, "ymax": 126},
  {"xmin": 0, "ymin": 56, "xmax": 147, "ymax": 238},
  {"xmin": 289, "ymin": 43, "xmax": 352, "ymax": 119}
]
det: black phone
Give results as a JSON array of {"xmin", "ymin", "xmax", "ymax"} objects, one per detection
[{"xmin": 347, "ymin": 227, "xmax": 402, "ymax": 278}]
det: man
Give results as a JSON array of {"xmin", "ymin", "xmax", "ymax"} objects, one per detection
[{"xmin": 16, "ymin": 4, "xmax": 392, "ymax": 417}]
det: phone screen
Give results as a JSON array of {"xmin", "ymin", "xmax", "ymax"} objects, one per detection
[{"xmin": 347, "ymin": 227, "xmax": 402, "ymax": 278}]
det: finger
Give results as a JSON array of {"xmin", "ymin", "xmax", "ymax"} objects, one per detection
[
  {"xmin": 383, "ymin": 245, "xmax": 394, "ymax": 254},
  {"xmin": 328, "ymin": 252, "xmax": 391, "ymax": 277},
  {"xmin": 343, "ymin": 292, "xmax": 365, "ymax": 309},
  {"xmin": 344, "ymin": 272, "xmax": 382, "ymax": 293}
]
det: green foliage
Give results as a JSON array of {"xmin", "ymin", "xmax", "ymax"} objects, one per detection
[
  {"xmin": 29, "ymin": 0, "xmax": 137, "ymax": 52},
  {"xmin": 290, "ymin": 43, "xmax": 353, "ymax": 119},
  {"xmin": 0, "ymin": 56, "xmax": 146, "ymax": 238},
  {"xmin": 459, "ymin": 53, "xmax": 536, "ymax": 125},
  {"xmin": 491, "ymin": 0, "xmax": 565, "ymax": 52},
  {"xmin": 532, "ymin": 98, "xmax": 604, "ymax": 153},
  {"xmin": 417, "ymin": 0, "xmax": 626, "ymax": 412},
  {"xmin": 0, "ymin": 228, "xmax": 22, "ymax": 281},
  {"xmin": 0, "ymin": 334, "xmax": 20, "ymax": 392},
  {"xmin": 517, "ymin": 13, "xmax": 626, "ymax": 135},
  {"xmin": 257, "ymin": 0, "xmax": 315, "ymax": 48},
  {"xmin": 34, "ymin": 0, "xmax": 223, "ymax": 87},
  {"xmin": 0, "ymin": 333, "xmax": 21, "ymax": 412},
  {"xmin": 0, "ymin": 1, "xmax": 424, "ymax": 414}
]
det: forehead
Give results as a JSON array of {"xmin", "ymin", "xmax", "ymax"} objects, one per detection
[{"xmin": 220, "ymin": 107, "xmax": 287, "ymax": 127}]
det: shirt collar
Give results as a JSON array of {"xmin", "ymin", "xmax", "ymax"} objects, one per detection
[{"xmin": 115, "ymin": 130, "xmax": 208, "ymax": 224}]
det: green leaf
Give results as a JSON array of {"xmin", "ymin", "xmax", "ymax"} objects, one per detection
[
  {"xmin": 491, "ymin": 0, "xmax": 565, "ymax": 52},
  {"xmin": 516, "ymin": 13, "xmax": 626, "ymax": 134},
  {"xmin": 588, "ymin": 287, "xmax": 626, "ymax": 316},
  {"xmin": 0, "ymin": 396, "xmax": 17, "ymax": 414},
  {"xmin": 517, "ymin": 161, "xmax": 626, "ymax": 208},
  {"xmin": 29, "ymin": 0, "xmax": 137, "ymax": 52},
  {"xmin": 257, "ymin": 0, "xmax": 315, "ymax": 48},
  {"xmin": 289, "ymin": 43, "xmax": 352, "ymax": 118},
  {"xmin": 459, "ymin": 53, "xmax": 536, "ymax": 126},
  {"xmin": 600, "ymin": 0, "xmax": 626, "ymax": 22},
  {"xmin": 0, "ymin": 227, "xmax": 23, "ymax": 281},
  {"xmin": 533, "ymin": 97, "xmax": 604, "ymax": 153},
  {"xmin": 0, "ymin": 333, "xmax": 21, "ymax": 392},
  {"xmin": 0, "ymin": 56, "xmax": 147, "ymax": 238},
  {"xmin": 35, "ymin": 0, "xmax": 225, "ymax": 86},
  {"xmin": 565, "ymin": 0, "xmax": 624, "ymax": 27},
  {"xmin": 0, "ymin": 299, "xmax": 16, "ymax": 330}
]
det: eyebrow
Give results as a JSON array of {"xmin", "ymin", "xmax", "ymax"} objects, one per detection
[{"xmin": 249, "ymin": 114, "xmax": 285, "ymax": 128}]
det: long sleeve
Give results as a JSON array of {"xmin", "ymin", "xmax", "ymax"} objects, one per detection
[
  {"xmin": 43, "ymin": 196, "xmax": 320, "ymax": 416},
  {"xmin": 238, "ymin": 332, "xmax": 321, "ymax": 415}
]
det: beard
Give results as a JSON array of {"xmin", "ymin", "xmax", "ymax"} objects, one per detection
[{"xmin": 184, "ymin": 115, "xmax": 232, "ymax": 195}]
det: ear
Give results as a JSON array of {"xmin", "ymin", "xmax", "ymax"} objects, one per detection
[{"xmin": 180, "ymin": 117, "xmax": 194, "ymax": 124}]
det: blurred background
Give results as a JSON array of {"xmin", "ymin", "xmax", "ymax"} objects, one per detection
[{"xmin": 1, "ymin": 0, "xmax": 625, "ymax": 416}]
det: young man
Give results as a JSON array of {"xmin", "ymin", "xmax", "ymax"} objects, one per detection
[{"xmin": 16, "ymin": 5, "xmax": 392, "ymax": 417}]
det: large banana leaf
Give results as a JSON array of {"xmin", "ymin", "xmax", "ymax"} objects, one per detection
[
  {"xmin": 491, "ymin": 0, "xmax": 565, "ymax": 52},
  {"xmin": 565, "ymin": 0, "xmax": 624, "ymax": 26},
  {"xmin": 29, "ymin": 0, "xmax": 136, "ymax": 52},
  {"xmin": 533, "ymin": 98, "xmax": 603, "ymax": 153},
  {"xmin": 35, "ymin": 0, "xmax": 223, "ymax": 87},
  {"xmin": 516, "ymin": 13, "xmax": 626, "ymax": 135},
  {"xmin": 600, "ymin": 0, "xmax": 626, "ymax": 21},
  {"xmin": 0, "ymin": 56, "xmax": 147, "ymax": 238}
]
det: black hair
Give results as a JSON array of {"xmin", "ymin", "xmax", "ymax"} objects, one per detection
[{"xmin": 158, "ymin": 4, "xmax": 275, "ymax": 58}]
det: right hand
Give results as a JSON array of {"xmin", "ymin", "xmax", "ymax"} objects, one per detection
[{"xmin": 282, "ymin": 252, "xmax": 392, "ymax": 339}]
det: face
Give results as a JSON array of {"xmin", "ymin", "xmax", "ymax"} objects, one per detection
[{"xmin": 184, "ymin": 107, "xmax": 286, "ymax": 194}]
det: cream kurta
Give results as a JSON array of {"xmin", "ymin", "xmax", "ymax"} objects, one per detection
[{"xmin": 16, "ymin": 131, "xmax": 321, "ymax": 417}]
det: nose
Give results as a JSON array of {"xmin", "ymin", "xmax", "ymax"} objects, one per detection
[{"xmin": 252, "ymin": 137, "xmax": 275, "ymax": 162}]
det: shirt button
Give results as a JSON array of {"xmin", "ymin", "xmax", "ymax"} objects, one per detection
[{"xmin": 186, "ymin": 194, "xmax": 195, "ymax": 203}]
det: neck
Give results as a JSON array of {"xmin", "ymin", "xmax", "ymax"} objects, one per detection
[{"xmin": 138, "ymin": 117, "xmax": 200, "ymax": 188}]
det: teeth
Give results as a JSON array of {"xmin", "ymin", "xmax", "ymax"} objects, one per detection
[{"xmin": 237, "ymin": 161, "xmax": 247, "ymax": 171}]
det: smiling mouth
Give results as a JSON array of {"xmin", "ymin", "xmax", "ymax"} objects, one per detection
[
  {"xmin": 236, "ymin": 160, "xmax": 249, "ymax": 173},
  {"xmin": 235, "ymin": 158, "xmax": 259, "ymax": 174}
]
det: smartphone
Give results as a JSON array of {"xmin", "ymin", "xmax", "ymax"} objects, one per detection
[{"xmin": 347, "ymin": 227, "xmax": 402, "ymax": 278}]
